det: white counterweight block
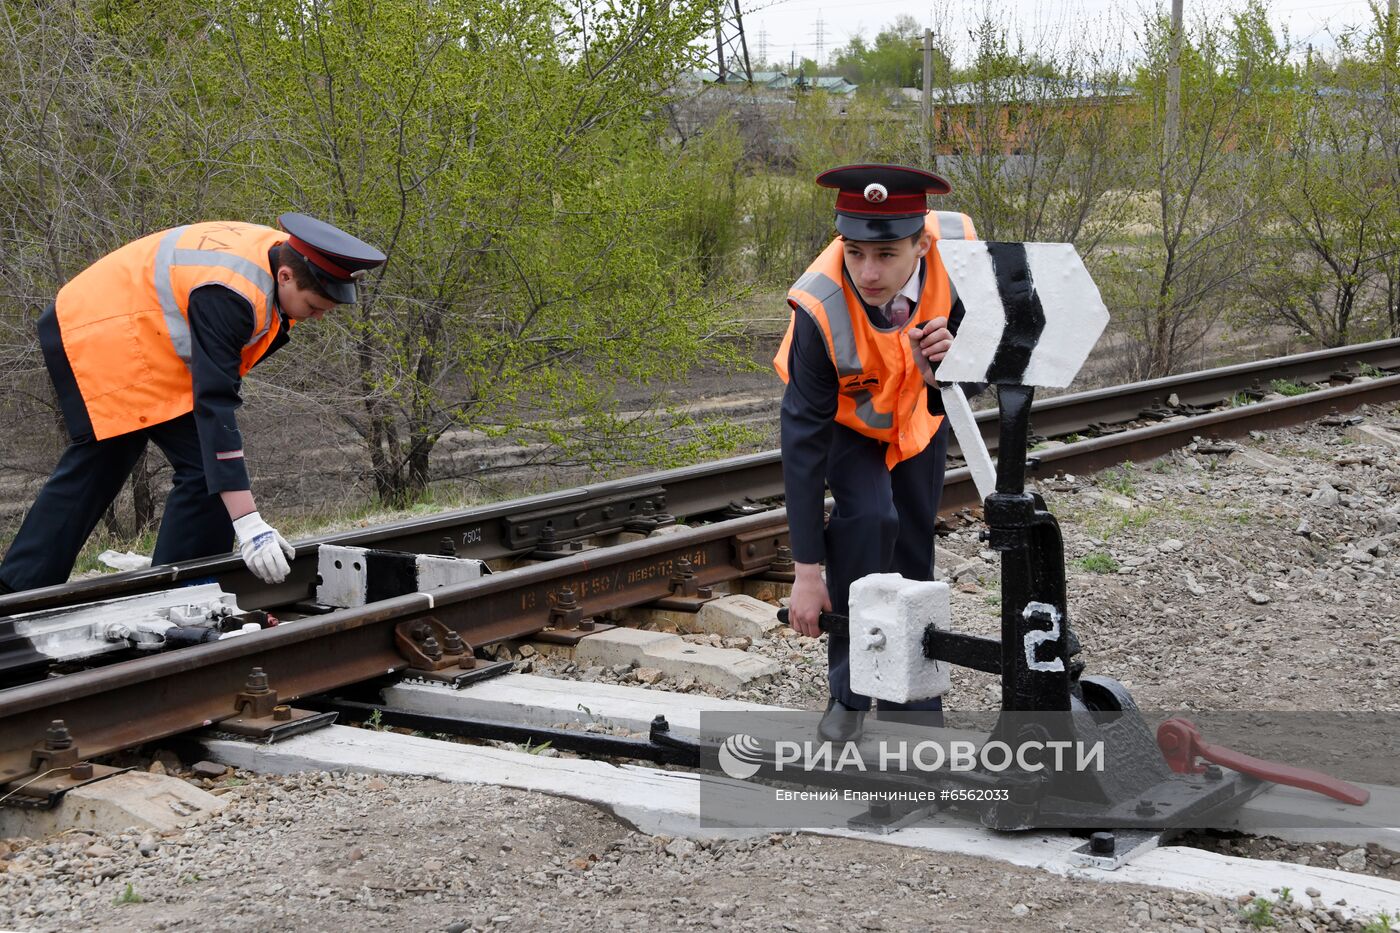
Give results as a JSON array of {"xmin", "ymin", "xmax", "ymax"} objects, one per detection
[
  {"xmin": 317, "ymin": 545, "xmax": 488, "ymax": 608},
  {"xmin": 317, "ymin": 545, "xmax": 371, "ymax": 608},
  {"xmin": 414, "ymin": 553, "xmax": 487, "ymax": 591},
  {"xmin": 848, "ymin": 573, "xmax": 952, "ymax": 704}
]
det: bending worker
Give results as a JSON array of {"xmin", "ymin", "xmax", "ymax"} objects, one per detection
[
  {"xmin": 0, "ymin": 215, "xmax": 386, "ymax": 594},
  {"xmin": 775, "ymin": 164, "xmax": 976, "ymax": 742}
]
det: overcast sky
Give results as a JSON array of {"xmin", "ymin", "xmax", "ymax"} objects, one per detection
[{"xmin": 738, "ymin": 0, "xmax": 1387, "ymax": 72}]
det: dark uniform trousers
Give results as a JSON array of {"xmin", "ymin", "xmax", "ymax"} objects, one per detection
[
  {"xmin": 0, "ymin": 414, "xmax": 233, "ymax": 593},
  {"xmin": 824, "ymin": 419, "xmax": 949, "ymax": 719}
]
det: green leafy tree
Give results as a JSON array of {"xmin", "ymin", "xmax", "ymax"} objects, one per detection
[
  {"xmin": 1110, "ymin": 1, "xmax": 1292, "ymax": 378},
  {"xmin": 1245, "ymin": 10, "xmax": 1400, "ymax": 346},
  {"xmin": 830, "ymin": 16, "xmax": 944, "ymax": 89},
  {"xmin": 209, "ymin": 0, "xmax": 751, "ymax": 504}
]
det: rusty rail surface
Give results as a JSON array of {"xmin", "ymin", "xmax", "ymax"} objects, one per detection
[
  {"xmin": 971, "ymin": 336, "xmax": 1400, "ymax": 448},
  {"xmin": 0, "ymin": 509, "xmax": 790, "ymax": 787},
  {"xmin": 0, "ymin": 372, "xmax": 1397, "ymax": 795},
  {"xmin": 939, "ymin": 374, "xmax": 1400, "ymax": 512},
  {"xmin": 2, "ymin": 339, "xmax": 1396, "ymax": 619}
]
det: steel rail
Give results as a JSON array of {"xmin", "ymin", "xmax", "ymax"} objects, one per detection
[
  {"xmin": 972, "ymin": 337, "xmax": 1400, "ymax": 448},
  {"xmin": 1, "ymin": 339, "xmax": 1396, "ymax": 619},
  {"xmin": 0, "ymin": 508, "xmax": 791, "ymax": 785},
  {"xmin": 937, "ymin": 373, "xmax": 1400, "ymax": 513},
  {"xmin": 0, "ymin": 455, "xmax": 787, "ymax": 616},
  {"xmin": 0, "ymin": 373, "xmax": 1396, "ymax": 791}
]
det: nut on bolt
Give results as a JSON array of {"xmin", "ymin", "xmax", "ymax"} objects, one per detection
[
  {"xmin": 46, "ymin": 720, "xmax": 74, "ymax": 751},
  {"xmin": 272, "ymin": 705, "xmax": 292, "ymax": 722},
  {"xmin": 770, "ymin": 545, "xmax": 795, "ymax": 574},
  {"xmin": 70, "ymin": 761, "xmax": 94, "ymax": 781},
  {"xmin": 442, "ymin": 630, "xmax": 467, "ymax": 655}
]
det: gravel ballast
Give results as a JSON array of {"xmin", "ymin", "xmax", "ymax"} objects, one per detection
[{"xmin": 2, "ymin": 403, "xmax": 1398, "ymax": 932}]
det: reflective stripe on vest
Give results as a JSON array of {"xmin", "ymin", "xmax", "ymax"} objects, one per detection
[
  {"xmin": 791, "ymin": 270, "xmax": 859, "ymax": 375},
  {"xmin": 775, "ymin": 210, "xmax": 977, "ymax": 467},
  {"xmin": 154, "ymin": 227, "xmax": 276, "ymax": 364}
]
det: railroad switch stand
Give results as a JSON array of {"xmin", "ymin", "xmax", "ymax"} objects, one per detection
[
  {"xmin": 766, "ymin": 383, "xmax": 1318, "ymax": 842},
  {"xmin": 773, "ymin": 242, "xmax": 1368, "ymax": 843},
  {"xmin": 931, "ymin": 383, "xmax": 1262, "ymax": 831}
]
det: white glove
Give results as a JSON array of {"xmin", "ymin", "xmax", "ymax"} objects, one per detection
[{"xmin": 233, "ymin": 512, "xmax": 295, "ymax": 584}]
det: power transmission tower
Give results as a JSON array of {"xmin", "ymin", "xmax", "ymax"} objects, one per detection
[
  {"xmin": 814, "ymin": 14, "xmax": 826, "ymax": 67},
  {"xmin": 709, "ymin": 0, "xmax": 754, "ymax": 84}
]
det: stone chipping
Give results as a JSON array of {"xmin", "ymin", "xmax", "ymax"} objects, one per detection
[{"xmin": 3, "ymin": 402, "xmax": 1399, "ymax": 932}]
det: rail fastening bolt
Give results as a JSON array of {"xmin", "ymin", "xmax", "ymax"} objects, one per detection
[
  {"xmin": 244, "ymin": 668, "xmax": 270, "ymax": 694},
  {"xmin": 272, "ymin": 705, "xmax": 292, "ymax": 722},
  {"xmin": 770, "ymin": 546, "xmax": 795, "ymax": 573},
  {"xmin": 45, "ymin": 720, "xmax": 74, "ymax": 751},
  {"xmin": 70, "ymin": 761, "xmax": 94, "ymax": 781}
]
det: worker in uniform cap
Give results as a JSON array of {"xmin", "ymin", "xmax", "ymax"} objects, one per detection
[
  {"xmin": 774, "ymin": 164, "xmax": 978, "ymax": 742},
  {"xmin": 0, "ymin": 214, "xmax": 386, "ymax": 594}
]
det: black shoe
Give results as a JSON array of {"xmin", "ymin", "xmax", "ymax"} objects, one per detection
[{"xmin": 817, "ymin": 698, "xmax": 866, "ymax": 743}]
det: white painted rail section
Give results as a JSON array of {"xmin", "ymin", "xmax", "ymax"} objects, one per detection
[
  {"xmin": 383, "ymin": 674, "xmax": 1400, "ymax": 852},
  {"xmin": 202, "ymin": 726, "xmax": 1400, "ymax": 921},
  {"xmin": 382, "ymin": 674, "xmax": 785, "ymax": 736}
]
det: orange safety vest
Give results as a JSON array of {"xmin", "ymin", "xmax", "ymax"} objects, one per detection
[
  {"xmin": 774, "ymin": 211, "xmax": 977, "ymax": 469},
  {"xmin": 53, "ymin": 222, "xmax": 291, "ymax": 440}
]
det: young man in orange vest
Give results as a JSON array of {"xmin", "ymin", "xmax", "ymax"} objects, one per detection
[
  {"xmin": 0, "ymin": 215, "xmax": 385, "ymax": 594},
  {"xmin": 775, "ymin": 165, "xmax": 976, "ymax": 742}
]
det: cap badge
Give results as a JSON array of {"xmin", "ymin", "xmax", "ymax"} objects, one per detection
[{"xmin": 863, "ymin": 183, "xmax": 888, "ymax": 203}]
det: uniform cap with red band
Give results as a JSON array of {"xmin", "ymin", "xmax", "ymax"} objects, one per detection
[
  {"xmin": 277, "ymin": 212, "xmax": 386, "ymax": 305},
  {"xmin": 815, "ymin": 164, "xmax": 952, "ymax": 242}
]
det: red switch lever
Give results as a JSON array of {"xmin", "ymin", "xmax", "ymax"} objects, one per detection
[{"xmin": 1156, "ymin": 717, "xmax": 1370, "ymax": 806}]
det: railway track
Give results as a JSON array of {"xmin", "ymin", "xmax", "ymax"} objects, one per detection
[
  {"xmin": 1, "ymin": 339, "xmax": 1398, "ymax": 805},
  {"xmin": 3, "ymin": 337, "xmax": 1397, "ymax": 619}
]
